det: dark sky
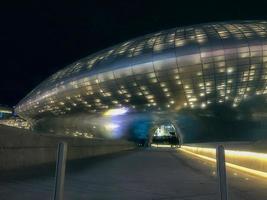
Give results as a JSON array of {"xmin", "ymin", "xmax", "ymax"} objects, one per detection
[{"xmin": 1, "ymin": 0, "xmax": 267, "ymax": 106}]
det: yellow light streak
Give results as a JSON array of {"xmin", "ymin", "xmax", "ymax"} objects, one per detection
[
  {"xmin": 151, "ymin": 144, "xmax": 171, "ymax": 148},
  {"xmin": 182, "ymin": 146, "xmax": 267, "ymax": 160},
  {"xmin": 103, "ymin": 107, "xmax": 128, "ymax": 116},
  {"xmin": 0, "ymin": 110, "xmax": 12, "ymax": 114},
  {"xmin": 180, "ymin": 146, "xmax": 267, "ymax": 178}
]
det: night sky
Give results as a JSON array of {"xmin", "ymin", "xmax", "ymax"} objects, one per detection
[{"xmin": 1, "ymin": 0, "xmax": 267, "ymax": 106}]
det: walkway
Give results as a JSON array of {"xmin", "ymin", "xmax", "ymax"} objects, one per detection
[{"xmin": 0, "ymin": 148, "xmax": 266, "ymax": 199}]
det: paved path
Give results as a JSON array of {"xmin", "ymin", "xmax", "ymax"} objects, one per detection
[{"xmin": 0, "ymin": 148, "xmax": 266, "ymax": 199}]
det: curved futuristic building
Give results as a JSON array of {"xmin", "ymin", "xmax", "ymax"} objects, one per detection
[{"xmin": 15, "ymin": 20, "xmax": 267, "ymax": 142}]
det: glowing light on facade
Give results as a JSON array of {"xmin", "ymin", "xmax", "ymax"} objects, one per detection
[
  {"xmin": 104, "ymin": 107, "xmax": 128, "ymax": 116},
  {"xmin": 104, "ymin": 123, "xmax": 119, "ymax": 130}
]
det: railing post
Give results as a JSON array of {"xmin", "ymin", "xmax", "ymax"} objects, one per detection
[
  {"xmin": 216, "ymin": 145, "xmax": 228, "ymax": 200},
  {"xmin": 54, "ymin": 142, "xmax": 68, "ymax": 200}
]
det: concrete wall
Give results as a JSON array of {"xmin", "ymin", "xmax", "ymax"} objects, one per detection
[{"xmin": 0, "ymin": 125, "xmax": 136, "ymax": 171}]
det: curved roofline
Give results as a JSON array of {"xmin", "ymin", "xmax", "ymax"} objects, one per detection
[
  {"xmin": 22, "ymin": 20, "xmax": 267, "ymax": 90},
  {"xmin": 16, "ymin": 20, "xmax": 267, "ymax": 112}
]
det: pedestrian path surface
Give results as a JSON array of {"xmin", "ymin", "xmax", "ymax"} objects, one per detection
[{"xmin": 0, "ymin": 148, "xmax": 264, "ymax": 199}]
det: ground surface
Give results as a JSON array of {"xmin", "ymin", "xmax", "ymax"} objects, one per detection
[{"xmin": 0, "ymin": 148, "xmax": 267, "ymax": 199}]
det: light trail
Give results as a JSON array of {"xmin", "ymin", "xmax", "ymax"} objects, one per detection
[
  {"xmin": 182, "ymin": 145, "xmax": 267, "ymax": 160},
  {"xmin": 0, "ymin": 109, "xmax": 12, "ymax": 114},
  {"xmin": 179, "ymin": 146, "xmax": 267, "ymax": 178},
  {"xmin": 151, "ymin": 144, "xmax": 172, "ymax": 148}
]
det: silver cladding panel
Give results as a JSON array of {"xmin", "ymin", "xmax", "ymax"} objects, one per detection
[{"xmin": 15, "ymin": 20, "xmax": 267, "ymax": 120}]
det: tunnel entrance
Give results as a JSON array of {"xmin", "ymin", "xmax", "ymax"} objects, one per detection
[{"xmin": 150, "ymin": 122, "xmax": 180, "ymax": 147}]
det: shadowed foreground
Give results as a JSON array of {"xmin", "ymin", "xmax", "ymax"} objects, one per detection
[{"xmin": 0, "ymin": 148, "xmax": 266, "ymax": 199}]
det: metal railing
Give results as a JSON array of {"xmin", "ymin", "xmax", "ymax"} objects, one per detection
[
  {"xmin": 53, "ymin": 142, "xmax": 68, "ymax": 200},
  {"xmin": 216, "ymin": 145, "xmax": 228, "ymax": 200}
]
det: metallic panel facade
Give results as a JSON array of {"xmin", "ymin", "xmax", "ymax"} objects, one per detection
[{"xmin": 15, "ymin": 20, "xmax": 267, "ymax": 138}]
